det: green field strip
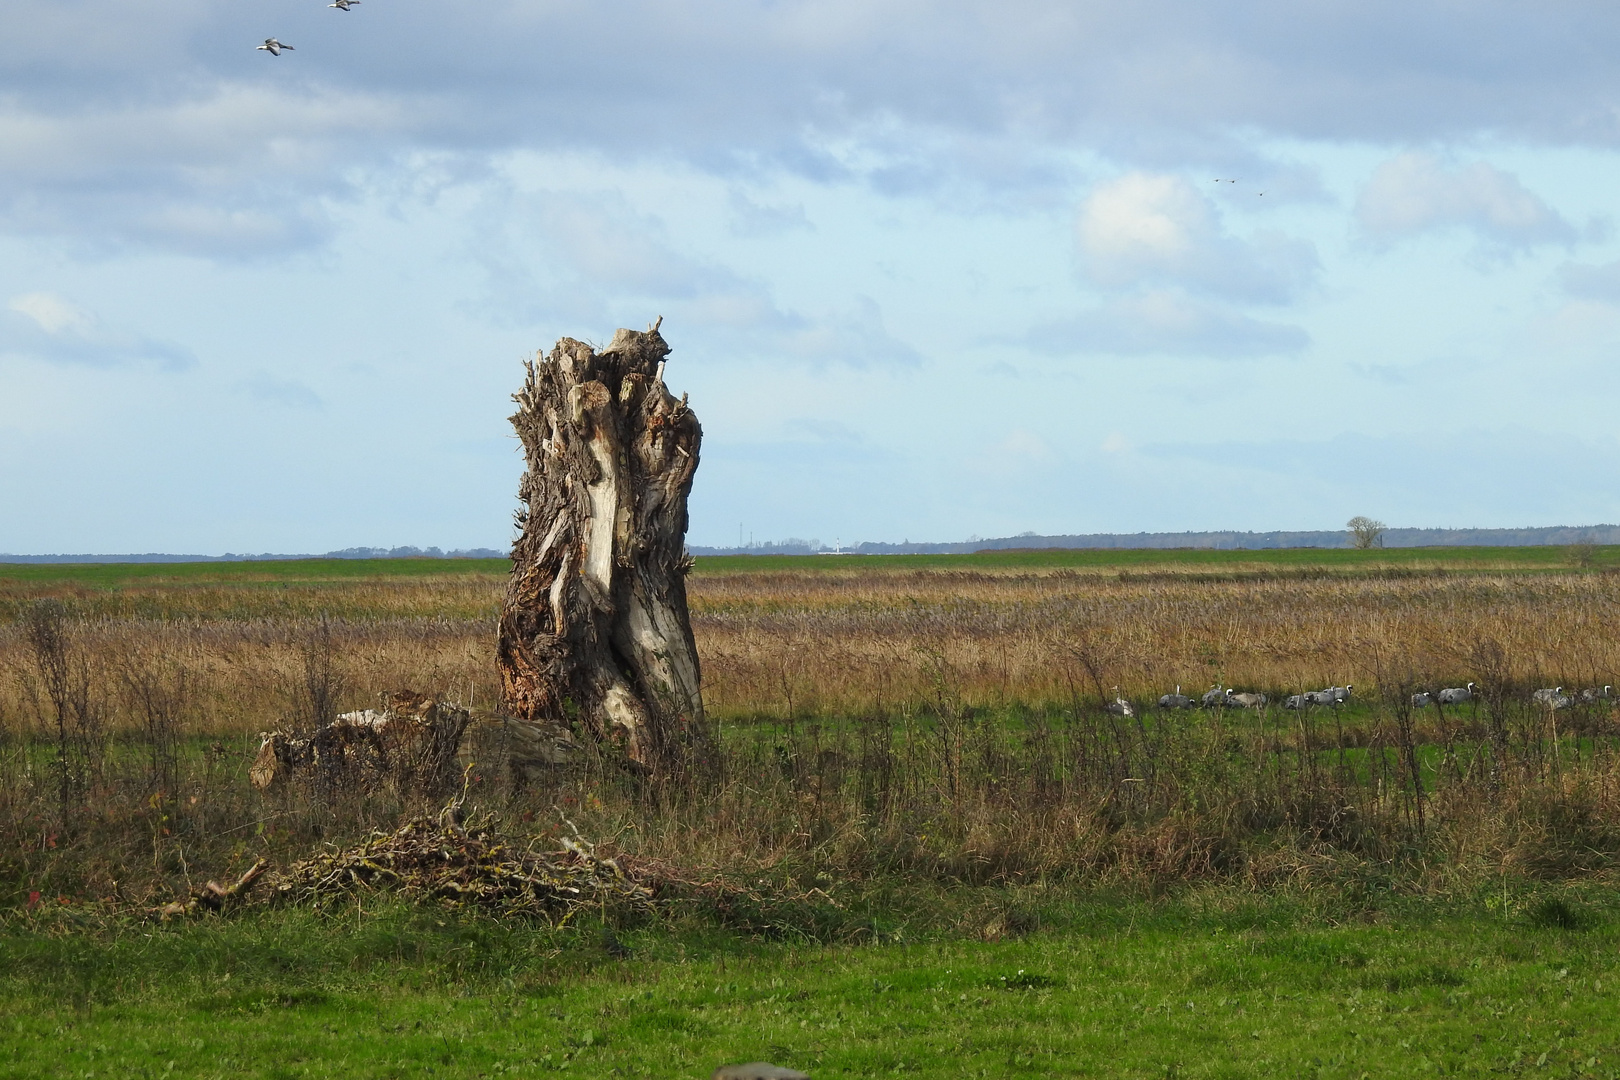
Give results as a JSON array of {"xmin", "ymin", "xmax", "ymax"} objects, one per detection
[
  {"xmin": 4, "ymin": 544, "xmax": 1617, "ymax": 590},
  {"xmin": 5, "ymin": 904, "xmax": 1620, "ymax": 1079}
]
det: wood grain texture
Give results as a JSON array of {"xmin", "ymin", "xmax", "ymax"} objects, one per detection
[{"xmin": 497, "ymin": 322, "xmax": 704, "ymax": 770}]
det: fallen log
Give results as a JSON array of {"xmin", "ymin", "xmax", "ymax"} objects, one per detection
[
  {"xmin": 151, "ymin": 857, "xmax": 269, "ymax": 920},
  {"xmin": 249, "ymin": 690, "xmax": 472, "ymax": 799}
]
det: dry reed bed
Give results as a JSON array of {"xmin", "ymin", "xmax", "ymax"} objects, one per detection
[
  {"xmin": 0, "ymin": 616, "xmax": 496, "ymax": 739},
  {"xmin": 2, "ymin": 568, "xmax": 1618, "ymax": 733},
  {"xmin": 695, "ymin": 570, "xmax": 1620, "ymax": 717}
]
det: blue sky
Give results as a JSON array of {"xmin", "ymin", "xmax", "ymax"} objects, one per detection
[{"xmin": 6, "ymin": 0, "xmax": 1620, "ymax": 553}]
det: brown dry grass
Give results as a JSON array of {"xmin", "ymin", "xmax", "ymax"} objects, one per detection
[
  {"xmin": 6, "ymin": 563, "xmax": 1618, "ymax": 732},
  {"xmin": 697, "ymin": 566, "xmax": 1620, "ymax": 717},
  {"xmin": 4, "ymin": 556, "xmax": 1620, "ymax": 913}
]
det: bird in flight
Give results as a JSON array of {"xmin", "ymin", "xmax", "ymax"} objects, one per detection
[
  {"xmin": 329, "ymin": 0, "xmax": 361, "ymax": 9},
  {"xmin": 256, "ymin": 38, "xmax": 293, "ymax": 55},
  {"xmin": 1212, "ymin": 178, "xmax": 1237, "ymax": 183}
]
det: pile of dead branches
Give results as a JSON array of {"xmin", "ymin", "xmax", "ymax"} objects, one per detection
[{"xmin": 268, "ymin": 814, "xmax": 653, "ymax": 923}]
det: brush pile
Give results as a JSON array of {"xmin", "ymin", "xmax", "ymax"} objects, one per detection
[{"xmin": 269, "ymin": 815, "xmax": 654, "ymax": 923}]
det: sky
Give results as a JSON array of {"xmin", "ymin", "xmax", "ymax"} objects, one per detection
[{"xmin": 6, "ymin": 1, "xmax": 1620, "ymax": 553}]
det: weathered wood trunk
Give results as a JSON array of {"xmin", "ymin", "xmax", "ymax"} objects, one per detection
[{"xmin": 497, "ymin": 321, "xmax": 704, "ymax": 771}]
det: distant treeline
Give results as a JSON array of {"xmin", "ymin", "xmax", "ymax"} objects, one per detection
[
  {"xmin": 0, "ymin": 546, "xmax": 506, "ymax": 564},
  {"xmin": 691, "ymin": 524, "xmax": 1620, "ymax": 557},
  {"xmin": 8, "ymin": 524, "xmax": 1620, "ymax": 563}
]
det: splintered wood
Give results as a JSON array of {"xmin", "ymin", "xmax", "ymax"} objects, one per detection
[
  {"xmin": 151, "ymin": 858, "xmax": 270, "ymax": 920},
  {"xmin": 249, "ymin": 690, "xmax": 472, "ymax": 800},
  {"xmin": 498, "ymin": 321, "xmax": 705, "ymax": 771}
]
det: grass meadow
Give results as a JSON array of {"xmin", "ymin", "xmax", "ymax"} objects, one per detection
[{"xmin": 6, "ymin": 547, "xmax": 1620, "ymax": 1077}]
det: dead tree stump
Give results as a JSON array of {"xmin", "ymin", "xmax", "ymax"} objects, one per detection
[{"xmin": 497, "ymin": 320, "xmax": 705, "ymax": 771}]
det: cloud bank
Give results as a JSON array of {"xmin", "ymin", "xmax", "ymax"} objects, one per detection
[{"xmin": 8, "ymin": 0, "xmax": 1620, "ymax": 257}]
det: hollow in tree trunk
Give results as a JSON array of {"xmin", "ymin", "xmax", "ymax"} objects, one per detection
[{"xmin": 497, "ymin": 320, "xmax": 705, "ymax": 772}]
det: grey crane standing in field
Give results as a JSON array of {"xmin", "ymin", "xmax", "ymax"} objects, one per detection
[
  {"xmin": 1330, "ymin": 685, "xmax": 1353, "ymax": 704},
  {"xmin": 1201, "ymin": 685, "xmax": 1228, "ymax": 707},
  {"xmin": 1411, "ymin": 691, "xmax": 1433, "ymax": 708},
  {"xmin": 1106, "ymin": 688, "xmax": 1135, "ymax": 718},
  {"xmin": 1580, "ymin": 685, "xmax": 1613, "ymax": 703},
  {"xmin": 256, "ymin": 38, "xmax": 293, "ymax": 55},
  {"xmin": 1533, "ymin": 686, "xmax": 1571, "ymax": 710},
  {"xmin": 1283, "ymin": 693, "xmax": 1307, "ymax": 710},
  {"xmin": 1303, "ymin": 688, "xmax": 1336, "ymax": 707},
  {"xmin": 1437, "ymin": 683, "xmax": 1475, "ymax": 706},
  {"xmin": 1158, "ymin": 685, "xmax": 1194, "ymax": 709},
  {"xmin": 1227, "ymin": 691, "xmax": 1267, "ymax": 709}
]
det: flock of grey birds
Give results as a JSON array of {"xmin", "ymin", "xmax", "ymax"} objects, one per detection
[
  {"xmin": 1520, "ymin": 684, "xmax": 1613, "ymax": 712},
  {"xmin": 1109, "ymin": 683, "xmax": 1355, "ymax": 717},
  {"xmin": 1103, "ymin": 679, "xmax": 1615, "ymax": 717},
  {"xmin": 256, "ymin": 0, "xmax": 360, "ymax": 56}
]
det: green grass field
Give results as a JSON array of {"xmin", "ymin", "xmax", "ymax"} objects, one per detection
[
  {"xmin": 0, "ymin": 558, "xmax": 510, "ymax": 589},
  {"xmin": 6, "ymin": 892, "xmax": 1620, "ymax": 1080},
  {"xmin": 0, "ymin": 542, "xmax": 1612, "ymax": 591},
  {"xmin": 692, "ymin": 544, "xmax": 1616, "ymax": 575}
]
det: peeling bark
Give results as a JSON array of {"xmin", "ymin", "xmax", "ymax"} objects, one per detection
[{"xmin": 497, "ymin": 321, "xmax": 704, "ymax": 771}]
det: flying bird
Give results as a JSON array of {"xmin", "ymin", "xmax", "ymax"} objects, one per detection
[
  {"xmin": 329, "ymin": 0, "xmax": 361, "ymax": 9},
  {"xmin": 256, "ymin": 38, "xmax": 293, "ymax": 55}
]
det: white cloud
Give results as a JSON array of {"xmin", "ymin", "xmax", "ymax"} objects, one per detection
[
  {"xmin": 9, "ymin": 292, "xmax": 94, "ymax": 336},
  {"xmin": 1076, "ymin": 173, "xmax": 1318, "ymax": 303},
  {"xmin": 1051, "ymin": 173, "xmax": 1317, "ymax": 361},
  {"xmin": 1, "ymin": 292, "xmax": 195, "ymax": 368},
  {"xmin": 1355, "ymin": 152, "xmax": 1575, "ymax": 249},
  {"xmin": 1080, "ymin": 174, "xmax": 1205, "ymax": 273},
  {"xmin": 1029, "ymin": 290, "xmax": 1309, "ymax": 359}
]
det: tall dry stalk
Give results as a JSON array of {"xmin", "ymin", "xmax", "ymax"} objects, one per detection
[{"xmin": 21, "ymin": 601, "xmax": 104, "ymax": 830}]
